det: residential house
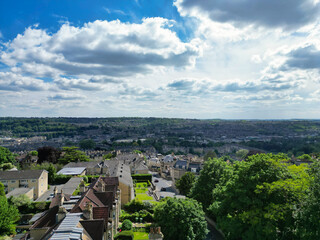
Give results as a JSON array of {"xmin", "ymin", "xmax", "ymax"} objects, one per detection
[{"xmin": 0, "ymin": 169, "xmax": 48, "ymax": 200}]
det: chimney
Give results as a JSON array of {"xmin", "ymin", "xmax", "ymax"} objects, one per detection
[
  {"xmin": 56, "ymin": 206, "xmax": 67, "ymax": 223},
  {"xmin": 80, "ymin": 180, "xmax": 86, "ymax": 193},
  {"xmin": 149, "ymin": 227, "xmax": 163, "ymax": 240},
  {"xmin": 54, "ymin": 186, "xmax": 58, "ymax": 196},
  {"xmin": 59, "ymin": 190, "xmax": 64, "ymax": 206},
  {"xmin": 83, "ymin": 202, "xmax": 93, "ymax": 220}
]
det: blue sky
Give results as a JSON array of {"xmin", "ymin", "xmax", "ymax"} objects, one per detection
[{"xmin": 0, "ymin": 0, "xmax": 320, "ymax": 118}]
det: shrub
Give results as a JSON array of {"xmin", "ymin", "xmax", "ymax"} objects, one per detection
[
  {"xmin": 131, "ymin": 174, "xmax": 152, "ymax": 183},
  {"xmin": 121, "ymin": 219, "xmax": 133, "ymax": 231},
  {"xmin": 114, "ymin": 230, "xmax": 134, "ymax": 240}
]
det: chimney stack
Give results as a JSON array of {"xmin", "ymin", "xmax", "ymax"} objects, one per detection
[
  {"xmin": 149, "ymin": 227, "xmax": 163, "ymax": 240},
  {"xmin": 83, "ymin": 202, "xmax": 93, "ymax": 220}
]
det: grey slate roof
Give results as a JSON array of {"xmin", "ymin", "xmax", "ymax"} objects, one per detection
[
  {"xmin": 0, "ymin": 169, "xmax": 46, "ymax": 180},
  {"xmin": 6, "ymin": 188, "xmax": 33, "ymax": 198},
  {"xmin": 50, "ymin": 213, "xmax": 83, "ymax": 240},
  {"xmin": 57, "ymin": 167, "xmax": 86, "ymax": 175}
]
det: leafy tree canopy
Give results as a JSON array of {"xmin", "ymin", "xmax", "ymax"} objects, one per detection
[
  {"xmin": 0, "ymin": 196, "xmax": 19, "ymax": 236},
  {"xmin": 176, "ymin": 172, "xmax": 195, "ymax": 196},
  {"xmin": 37, "ymin": 146, "xmax": 60, "ymax": 164},
  {"xmin": 154, "ymin": 198, "xmax": 208, "ymax": 240},
  {"xmin": 59, "ymin": 147, "xmax": 90, "ymax": 164},
  {"xmin": 0, "ymin": 147, "xmax": 15, "ymax": 165},
  {"xmin": 190, "ymin": 157, "xmax": 233, "ymax": 210},
  {"xmin": 79, "ymin": 139, "xmax": 96, "ymax": 150},
  {"xmin": 208, "ymin": 153, "xmax": 311, "ymax": 240}
]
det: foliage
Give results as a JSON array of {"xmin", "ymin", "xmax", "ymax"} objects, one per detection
[
  {"xmin": 52, "ymin": 174, "xmax": 72, "ymax": 184},
  {"xmin": 120, "ymin": 210, "xmax": 154, "ymax": 223},
  {"xmin": 114, "ymin": 230, "xmax": 134, "ymax": 240},
  {"xmin": 208, "ymin": 153, "xmax": 310, "ymax": 240},
  {"xmin": 121, "ymin": 219, "xmax": 133, "ymax": 231},
  {"xmin": 0, "ymin": 196, "xmax": 19, "ymax": 236},
  {"xmin": 296, "ymin": 160, "xmax": 320, "ymax": 239},
  {"xmin": 37, "ymin": 146, "xmax": 60, "ymax": 164},
  {"xmin": 154, "ymin": 198, "xmax": 208, "ymax": 240},
  {"xmin": 58, "ymin": 146, "xmax": 90, "ymax": 164},
  {"xmin": 103, "ymin": 153, "xmax": 113, "ymax": 160},
  {"xmin": 176, "ymin": 172, "xmax": 195, "ymax": 196},
  {"xmin": 133, "ymin": 231, "xmax": 148, "ymax": 240},
  {"xmin": 204, "ymin": 150, "xmax": 217, "ymax": 161},
  {"xmin": 0, "ymin": 183, "xmax": 5, "ymax": 197},
  {"xmin": 135, "ymin": 194, "xmax": 153, "ymax": 201},
  {"xmin": 190, "ymin": 157, "xmax": 233, "ymax": 210},
  {"xmin": 235, "ymin": 149, "xmax": 249, "ymax": 160},
  {"xmin": 0, "ymin": 163, "xmax": 15, "ymax": 171},
  {"xmin": 0, "ymin": 147, "xmax": 15, "ymax": 165},
  {"xmin": 132, "ymin": 174, "xmax": 152, "ymax": 183},
  {"xmin": 124, "ymin": 199, "xmax": 154, "ymax": 213},
  {"xmin": 79, "ymin": 139, "xmax": 96, "ymax": 150},
  {"xmin": 297, "ymin": 154, "xmax": 312, "ymax": 161},
  {"xmin": 29, "ymin": 150, "xmax": 38, "ymax": 156},
  {"xmin": 10, "ymin": 194, "xmax": 32, "ymax": 208}
]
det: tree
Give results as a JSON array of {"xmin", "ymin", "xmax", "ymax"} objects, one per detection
[
  {"xmin": 209, "ymin": 153, "xmax": 310, "ymax": 240},
  {"xmin": 235, "ymin": 149, "xmax": 249, "ymax": 160},
  {"xmin": 10, "ymin": 194, "xmax": 32, "ymax": 208},
  {"xmin": 0, "ymin": 163, "xmax": 15, "ymax": 171},
  {"xmin": 0, "ymin": 196, "xmax": 19, "ymax": 236},
  {"xmin": 203, "ymin": 150, "xmax": 217, "ymax": 161},
  {"xmin": 37, "ymin": 146, "xmax": 60, "ymax": 164},
  {"xmin": 154, "ymin": 198, "xmax": 208, "ymax": 240},
  {"xmin": 29, "ymin": 151, "xmax": 38, "ymax": 156},
  {"xmin": 0, "ymin": 147, "xmax": 15, "ymax": 165},
  {"xmin": 296, "ymin": 160, "xmax": 320, "ymax": 239},
  {"xmin": 176, "ymin": 172, "xmax": 195, "ymax": 196},
  {"xmin": 121, "ymin": 219, "xmax": 133, "ymax": 231},
  {"xmin": 0, "ymin": 183, "xmax": 5, "ymax": 197},
  {"xmin": 79, "ymin": 139, "xmax": 96, "ymax": 150},
  {"xmin": 190, "ymin": 157, "xmax": 233, "ymax": 210},
  {"xmin": 59, "ymin": 147, "xmax": 90, "ymax": 164}
]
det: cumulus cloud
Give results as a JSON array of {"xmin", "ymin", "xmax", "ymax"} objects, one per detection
[
  {"xmin": 48, "ymin": 93, "xmax": 86, "ymax": 101},
  {"xmin": 0, "ymin": 18, "xmax": 201, "ymax": 79},
  {"xmin": 175, "ymin": 0, "xmax": 320, "ymax": 30},
  {"xmin": 0, "ymin": 72, "xmax": 49, "ymax": 91}
]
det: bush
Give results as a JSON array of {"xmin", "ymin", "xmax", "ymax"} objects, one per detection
[
  {"xmin": 52, "ymin": 174, "xmax": 72, "ymax": 184},
  {"xmin": 121, "ymin": 219, "xmax": 133, "ymax": 231},
  {"xmin": 120, "ymin": 210, "xmax": 154, "ymax": 223},
  {"xmin": 114, "ymin": 230, "xmax": 134, "ymax": 240},
  {"xmin": 132, "ymin": 174, "xmax": 152, "ymax": 183}
]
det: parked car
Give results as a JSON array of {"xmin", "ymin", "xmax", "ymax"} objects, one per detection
[
  {"xmin": 154, "ymin": 179, "xmax": 159, "ymax": 183},
  {"xmin": 161, "ymin": 187, "xmax": 166, "ymax": 191}
]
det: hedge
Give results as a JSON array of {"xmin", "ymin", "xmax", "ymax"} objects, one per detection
[
  {"xmin": 114, "ymin": 230, "xmax": 134, "ymax": 240},
  {"xmin": 131, "ymin": 174, "xmax": 152, "ymax": 183}
]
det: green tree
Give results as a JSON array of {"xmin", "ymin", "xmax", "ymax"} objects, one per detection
[
  {"xmin": 0, "ymin": 196, "xmax": 19, "ymax": 236},
  {"xmin": 209, "ymin": 153, "xmax": 310, "ymax": 240},
  {"xmin": 0, "ymin": 183, "xmax": 5, "ymax": 197},
  {"xmin": 0, "ymin": 147, "xmax": 15, "ymax": 165},
  {"xmin": 79, "ymin": 139, "xmax": 96, "ymax": 150},
  {"xmin": 154, "ymin": 198, "xmax": 208, "ymax": 240},
  {"xmin": 235, "ymin": 149, "xmax": 249, "ymax": 160},
  {"xmin": 59, "ymin": 147, "xmax": 90, "ymax": 164},
  {"xmin": 0, "ymin": 163, "xmax": 15, "ymax": 171},
  {"xmin": 176, "ymin": 172, "xmax": 195, "ymax": 196},
  {"xmin": 121, "ymin": 219, "xmax": 133, "ymax": 231},
  {"xmin": 190, "ymin": 157, "xmax": 233, "ymax": 210},
  {"xmin": 10, "ymin": 194, "xmax": 32, "ymax": 208},
  {"xmin": 29, "ymin": 150, "xmax": 38, "ymax": 156},
  {"xmin": 296, "ymin": 160, "xmax": 320, "ymax": 239},
  {"xmin": 203, "ymin": 150, "xmax": 217, "ymax": 161}
]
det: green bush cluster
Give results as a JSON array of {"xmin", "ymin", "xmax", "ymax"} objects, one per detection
[
  {"xmin": 131, "ymin": 174, "xmax": 152, "ymax": 183},
  {"xmin": 120, "ymin": 210, "xmax": 153, "ymax": 223},
  {"xmin": 121, "ymin": 219, "xmax": 133, "ymax": 231},
  {"xmin": 114, "ymin": 230, "xmax": 134, "ymax": 240}
]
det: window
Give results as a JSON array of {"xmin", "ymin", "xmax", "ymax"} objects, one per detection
[
  {"xmin": 32, "ymin": 179, "xmax": 36, "ymax": 182},
  {"xmin": 11, "ymin": 180, "xmax": 16, "ymax": 183}
]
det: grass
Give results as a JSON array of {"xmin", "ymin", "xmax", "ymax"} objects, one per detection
[
  {"xmin": 135, "ymin": 193, "xmax": 153, "ymax": 201},
  {"xmin": 133, "ymin": 232, "xmax": 149, "ymax": 240},
  {"xmin": 135, "ymin": 188, "xmax": 148, "ymax": 194}
]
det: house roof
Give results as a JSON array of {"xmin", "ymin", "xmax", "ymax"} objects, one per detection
[
  {"xmin": 57, "ymin": 167, "xmax": 86, "ymax": 175},
  {"xmin": 30, "ymin": 205, "xmax": 59, "ymax": 229},
  {"xmin": 49, "ymin": 193, "xmax": 72, "ymax": 209},
  {"xmin": 5, "ymin": 188, "xmax": 33, "ymax": 198},
  {"xmin": 50, "ymin": 213, "xmax": 83, "ymax": 240},
  {"xmin": 0, "ymin": 169, "xmax": 46, "ymax": 180},
  {"xmin": 80, "ymin": 219, "xmax": 105, "ymax": 240},
  {"xmin": 174, "ymin": 160, "xmax": 188, "ymax": 168},
  {"xmin": 70, "ymin": 188, "xmax": 107, "ymax": 213},
  {"xmin": 93, "ymin": 206, "xmax": 109, "ymax": 224}
]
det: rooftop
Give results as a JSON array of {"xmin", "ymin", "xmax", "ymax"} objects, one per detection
[{"xmin": 0, "ymin": 169, "xmax": 46, "ymax": 180}]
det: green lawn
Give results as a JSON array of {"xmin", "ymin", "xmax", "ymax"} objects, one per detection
[
  {"xmin": 135, "ymin": 193, "xmax": 153, "ymax": 201},
  {"xmin": 135, "ymin": 188, "xmax": 148, "ymax": 194},
  {"xmin": 134, "ymin": 232, "xmax": 149, "ymax": 240}
]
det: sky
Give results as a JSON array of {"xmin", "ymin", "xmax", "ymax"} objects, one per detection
[{"xmin": 0, "ymin": 0, "xmax": 320, "ymax": 119}]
